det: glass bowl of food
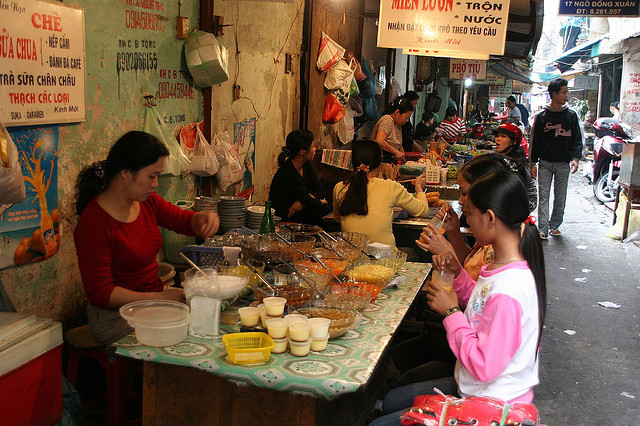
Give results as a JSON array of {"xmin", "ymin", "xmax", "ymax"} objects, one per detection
[
  {"xmin": 316, "ymin": 284, "xmax": 372, "ymax": 311},
  {"xmin": 328, "ymin": 232, "xmax": 370, "ymax": 250},
  {"xmin": 240, "ymin": 233, "xmax": 295, "ymax": 263},
  {"xmin": 338, "ymin": 270, "xmax": 386, "ymax": 300},
  {"xmin": 376, "ymin": 249, "xmax": 408, "ymax": 273},
  {"xmin": 251, "ymin": 272, "xmax": 316, "ymax": 308},
  {"xmin": 296, "ymin": 306, "xmax": 358, "ymax": 339}
]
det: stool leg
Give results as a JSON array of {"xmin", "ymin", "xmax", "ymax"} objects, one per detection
[
  {"xmin": 106, "ymin": 358, "xmax": 128, "ymax": 426},
  {"xmin": 66, "ymin": 350, "xmax": 81, "ymax": 387}
]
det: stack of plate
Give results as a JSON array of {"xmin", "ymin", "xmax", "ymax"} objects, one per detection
[
  {"xmin": 219, "ymin": 196, "xmax": 247, "ymax": 233},
  {"xmin": 194, "ymin": 196, "xmax": 220, "ymax": 212},
  {"xmin": 246, "ymin": 205, "xmax": 276, "ymax": 231}
]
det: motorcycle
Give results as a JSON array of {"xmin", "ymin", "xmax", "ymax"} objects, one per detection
[{"xmin": 583, "ymin": 118, "xmax": 633, "ymax": 203}]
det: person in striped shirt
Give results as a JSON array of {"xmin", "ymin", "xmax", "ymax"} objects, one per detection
[{"xmin": 436, "ymin": 106, "xmax": 466, "ymax": 144}]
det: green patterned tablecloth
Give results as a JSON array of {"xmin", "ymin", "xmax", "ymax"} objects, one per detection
[{"xmin": 114, "ymin": 262, "xmax": 431, "ymax": 400}]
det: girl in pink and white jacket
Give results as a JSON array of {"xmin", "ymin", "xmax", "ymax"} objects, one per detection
[{"xmin": 370, "ymin": 170, "xmax": 546, "ymax": 426}]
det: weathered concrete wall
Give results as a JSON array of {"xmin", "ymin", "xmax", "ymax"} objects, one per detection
[
  {"xmin": 618, "ymin": 39, "xmax": 640, "ymax": 135},
  {"xmin": 0, "ymin": 0, "xmax": 304, "ymax": 326},
  {"xmin": 209, "ymin": 0, "xmax": 304, "ymax": 202}
]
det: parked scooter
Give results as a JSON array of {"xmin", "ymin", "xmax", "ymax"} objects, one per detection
[{"xmin": 583, "ymin": 118, "xmax": 633, "ymax": 203}]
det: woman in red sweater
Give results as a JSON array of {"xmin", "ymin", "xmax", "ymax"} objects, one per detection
[{"xmin": 74, "ymin": 131, "xmax": 220, "ymax": 345}]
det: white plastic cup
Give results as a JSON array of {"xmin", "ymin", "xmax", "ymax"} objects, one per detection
[
  {"xmin": 308, "ymin": 317, "xmax": 331, "ymax": 338},
  {"xmin": 436, "ymin": 270, "xmax": 454, "ymax": 292},
  {"xmin": 288, "ymin": 321, "xmax": 311, "ymax": 342},
  {"xmin": 271, "ymin": 337, "xmax": 288, "ymax": 354},
  {"xmin": 310, "ymin": 334, "xmax": 329, "ymax": 352},
  {"xmin": 238, "ymin": 307, "xmax": 260, "ymax": 327},
  {"xmin": 284, "ymin": 314, "xmax": 308, "ymax": 324},
  {"xmin": 289, "ymin": 337, "xmax": 312, "ymax": 357},
  {"xmin": 266, "ymin": 318, "xmax": 288, "ymax": 339},
  {"xmin": 263, "ymin": 297, "xmax": 286, "ymax": 316}
]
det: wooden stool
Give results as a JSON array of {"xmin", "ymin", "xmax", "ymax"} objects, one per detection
[
  {"xmin": 65, "ymin": 325, "xmax": 141, "ymax": 426},
  {"xmin": 612, "ymin": 183, "xmax": 640, "ymax": 240}
]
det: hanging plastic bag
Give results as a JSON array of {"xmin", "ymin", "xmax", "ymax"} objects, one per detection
[
  {"xmin": 324, "ymin": 58, "xmax": 355, "ymax": 91},
  {"xmin": 322, "ymin": 93, "xmax": 346, "ymax": 123},
  {"xmin": 363, "ymin": 97, "xmax": 379, "ymax": 121},
  {"xmin": 346, "ymin": 51, "xmax": 366, "ymax": 81},
  {"xmin": 316, "ymin": 32, "xmax": 345, "ymax": 72},
  {"xmin": 0, "ymin": 122, "xmax": 26, "ymax": 204},
  {"xmin": 349, "ymin": 97, "xmax": 363, "ymax": 117},
  {"xmin": 144, "ymin": 106, "xmax": 191, "ymax": 176},
  {"xmin": 337, "ymin": 105, "xmax": 355, "ymax": 144},
  {"xmin": 190, "ymin": 127, "xmax": 220, "ymax": 177},
  {"xmin": 389, "ymin": 76, "xmax": 402, "ymax": 102},
  {"xmin": 349, "ymin": 76, "xmax": 360, "ymax": 98},
  {"xmin": 358, "ymin": 56, "xmax": 376, "ymax": 99},
  {"xmin": 213, "ymin": 131, "xmax": 244, "ymax": 191},
  {"xmin": 184, "ymin": 30, "xmax": 229, "ymax": 88}
]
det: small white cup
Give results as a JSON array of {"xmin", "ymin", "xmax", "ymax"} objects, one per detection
[
  {"xmin": 263, "ymin": 297, "xmax": 286, "ymax": 316},
  {"xmin": 310, "ymin": 334, "xmax": 329, "ymax": 352},
  {"xmin": 288, "ymin": 321, "xmax": 311, "ymax": 342},
  {"xmin": 271, "ymin": 337, "xmax": 288, "ymax": 354},
  {"xmin": 289, "ymin": 337, "xmax": 312, "ymax": 357},
  {"xmin": 238, "ymin": 307, "xmax": 260, "ymax": 327},
  {"xmin": 284, "ymin": 314, "xmax": 308, "ymax": 324},
  {"xmin": 265, "ymin": 318, "xmax": 288, "ymax": 339},
  {"xmin": 308, "ymin": 317, "xmax": 331, "ymax": 338}
]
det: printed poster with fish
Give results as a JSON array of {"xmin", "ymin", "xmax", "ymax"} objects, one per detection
[
  {"xmin": 234, "ymin": 118, "xmax": 256, "ymax": 198},
  {"xmin": 0, "ymin": 126, "xmax": 59, "ymax": 269}
]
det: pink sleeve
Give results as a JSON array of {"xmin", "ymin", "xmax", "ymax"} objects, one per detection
[
  {"xmin": 443, "ymin": 294, "xmax": 523, "ymax": 382},
  {"xmin": 151, "ymin": 193, "xmax": 197, "ymax": 236},
  {"xmin": 452, "ymin": 268, "xmax": 476, "ymax": 308}
]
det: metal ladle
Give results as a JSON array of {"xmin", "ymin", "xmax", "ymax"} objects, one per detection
[
  {"xmin": 241, "ymin": 259, "xmax": 278, "ymax": 292},
  {"xmin": 324, "ymin": 231, "xmax": 376, "ymax": 260}
]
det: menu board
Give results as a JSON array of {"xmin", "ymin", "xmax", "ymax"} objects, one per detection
[
  {"xmin": 0, "ymin": 0, "xmax": 86, "ymax": 126},
  {"xmin": 378, "ymin": 0, "xmax": 510, "ymax": 55},
  {"xmin": 449, "ymin": 59, "xmax": 487, "ymax": 80}
]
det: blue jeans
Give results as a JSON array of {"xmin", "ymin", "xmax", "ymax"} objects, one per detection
[
  {"xmin": 537, "ymin": 160, "xmax": 570, "ymax": 234},
  {"xmin": 368, "ymin": 377, "xmax": 458, "ymax": 426}
]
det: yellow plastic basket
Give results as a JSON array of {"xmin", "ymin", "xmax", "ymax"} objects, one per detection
[{"xmin": 222, "ymin": 332, "xmax": 274, "ymax": 364}]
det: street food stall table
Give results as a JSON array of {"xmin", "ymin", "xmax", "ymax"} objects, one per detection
[{"xmin": 113, "ymin": 262, "xmax": 432, "ymax": 425}]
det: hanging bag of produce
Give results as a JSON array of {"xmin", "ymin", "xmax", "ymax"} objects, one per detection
[
  {"xmin": 184, "ymin": 30, "xmax": 229, "ymax": 87},
  {"xmin": 213, "ymin": 131, "xmax": 244, "ymax": 191},
  {"xmin": 190, "ymin": 126, "xmax": 220, "ymax": 177},
  {"xmin": 143, "ymin": 106, "xmax": 191, "ymax": 176},
  {"xmin": 0, "ymin": 122, "xmax": 26, "ymax": 204},
  {"xmin": 322, "ymin": 93, "xmax": 346, "ymax": 123},
  {"xmin": 324, "ymin": 58, "xmax": 356, "ymax": 91},
  {"xmin": 316, "ymin": 32, "xmax": 345, "ymax": 72}
]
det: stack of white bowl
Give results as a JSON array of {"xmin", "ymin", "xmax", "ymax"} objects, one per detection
[
  {"xmin": 218, "ymin": 196, "xmax": 247, "ymax": 233},
  {"xmin": 194, "ymin": 196, "xmax": 220, "ymax": 213},
  {"xmin": 246, "ymin": 205, "xmax": 276, "ymax": 231}
]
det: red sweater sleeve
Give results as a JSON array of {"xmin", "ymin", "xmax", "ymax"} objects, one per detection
[{"xmin": 148, "ymin": 192, "xmax": 197, "ymax": 236}]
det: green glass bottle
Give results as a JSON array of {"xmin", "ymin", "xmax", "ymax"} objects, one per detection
[{"xmin": 259, "ymin": 201, "xmax": 275, "ymax": 234}]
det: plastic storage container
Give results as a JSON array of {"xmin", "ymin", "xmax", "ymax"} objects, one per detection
[{"xmin": 119, "ymin": 300, "xmax": 191, "ymax": 347}]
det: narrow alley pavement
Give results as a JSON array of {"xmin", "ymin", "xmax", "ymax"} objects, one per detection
[{"xmin": 534, "ymin": 165, "xmax": 640, "ymax": 425}]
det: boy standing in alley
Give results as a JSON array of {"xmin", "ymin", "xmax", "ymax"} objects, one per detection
[{"xmin": 530, "ymin": 78, "xmax": 583, "ymax": 239}]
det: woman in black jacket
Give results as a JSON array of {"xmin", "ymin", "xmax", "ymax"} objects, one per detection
[{"xmin": 268, "ymin": 129, "xmax": 329, "ymax": 225}]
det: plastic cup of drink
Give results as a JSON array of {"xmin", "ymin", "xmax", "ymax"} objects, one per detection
[
  {"xmin": 238, "ymin": 307, "xmax": 260, "ymax": 327},
  {"xmin": 430, "ymin": 217, "xmax": 447, "ymax": 235},
  {"xmin": 263, "ymin": 297, "xmax": 286, "ymax": 316},
  {"xmin": 436, "ymin": 270, "xmax": 454, "ymax": 292},
  {"xmin": 308, "ymin": 317, "xmax": 331, "ymax": 338},
  {"xmin": 266, "ymin": 318, "xmax": 288, "ymax": 339},
  {"xmin": 284, "ymin": 314, "xmax": 308, "ymax": 324},
  {"xmin": 288, "ymin": 321, "xmax": 311, "ymax": 342}
]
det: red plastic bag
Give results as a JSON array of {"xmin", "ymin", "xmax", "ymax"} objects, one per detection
[
  {"xmin": 400, "ymin": 395, "xmax": 539, "ymax": 426},
  {"xmin": 316, "ymin": 32, "xmax": 345, "ymax": 72},
  {"xmin": 322, "ymin": 93, "xmax": 346, "ymax": 123}
]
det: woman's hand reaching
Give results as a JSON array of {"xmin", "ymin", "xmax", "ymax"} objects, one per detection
[
  {"xmin": 432, "ymin": 250, "xmax": 462, "ymax": 277},
  {"xmin": 288, "ymin": 200, "xmax": 304, "ymax": 218},
  {"xmin": 192, "ymin": 211, "xmax": 220, "ymax": 238},
  {"xmin": 416, "ymin": 223, "xmax": 454, "ymax": 255}
]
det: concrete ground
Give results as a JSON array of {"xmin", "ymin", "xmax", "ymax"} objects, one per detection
[{"xmin": 534, "ymin": 167, "xmax": 640, "ymax": 424}]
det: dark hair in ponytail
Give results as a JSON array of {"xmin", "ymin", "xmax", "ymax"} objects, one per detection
[
  {"xmin": 383, "ymin": 97, "xmax": 415, "ymax": 116},
  {"xmin": 337, "ymin": 139, "xmax": 381, "ymax": 216},
  {"xmin": 468, "ymin": 170, "xmax": 546, "ymax": 352},
  {"xmin": 277, "ymin": 129, "xmax": 314, "ymax": 167},
  {"xmin": 75, "ymin": 131, "xmax": 169, "ymax": 214}
]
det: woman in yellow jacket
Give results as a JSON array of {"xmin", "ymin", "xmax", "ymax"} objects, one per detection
[{"xmin": 333, "ymin": 139, "xmax": 430, "ymax": 249}]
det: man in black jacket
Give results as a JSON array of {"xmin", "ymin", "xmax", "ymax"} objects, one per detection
[{"xmin": 530, "ymin": 78, "xmax": 583, "ymax": 239}]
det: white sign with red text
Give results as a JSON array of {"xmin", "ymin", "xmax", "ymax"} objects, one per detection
[
  {"xmin": 0, "ymin": 0, "xmax": 86, "ymax": 126},
  {"xmin": 403, "ymin": 48, "xmax": 489, "ymax": 60},
  {"xmin": 378, "ymin": 0, "xmax": 510, "ymax": 55},
  {"xmin": 449, "ymin": 59, "xmax": 487, "ymax": 80}
]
